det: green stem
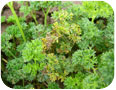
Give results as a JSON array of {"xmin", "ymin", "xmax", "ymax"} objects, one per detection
[
  {"xmin": 92, "ymin": 16, "xmax": 95, "ymax": 23},
  {"xmin": 23, "ymin": 79, "xmax": 24, "ymax": 87},
  {"xmin": 34, "ymin": 59, "xmax": 36, "ymax": 64},
  {"xmin": 33, "ymin": 15, "xmax": 38, "ymax": 25},
  {"xmin": 31, "ymin": 12, "xmax": 38, "ymax": 25},
  {"xmin": 34, "ymin": 59, "xmax": 37, "ymax": 70},
  {"xmin": 7, "ymin": 49, "xmax": 16, "ymax": 58},
  {"xmin": 42, "ymin": 7, "xmax": 51, "ymax": 26},
  {"xmin": 44, "ymin": 14, "xmax": 47, "ymax": 27},
  {"xmin": 26, "ymin": 2, "xmax": 38, "ymax": 25},
  {"xmin": 12, "ymin": 36, "xmax": 15, "ymax": 43},
  {"xmin": 2, "ymin": 58, "xmax": 8, "ymax": 63},
  {"xmin": 12, "ymin": 36, "xmax": 16, "ymax": 47},
  {"xmin": 58, "ymin": 6, "xmax": 61, "ymax": 11},
  {"xmin": 7, "ymin": 2, "xmax": 26, "ymax": 42},
  {"xmin": 93, "ymin": 68, "xmax": 96, "ymax": 74},
  {"xmin": 26, "ymin": 2, "xmax": 28, "ymax": 10}
]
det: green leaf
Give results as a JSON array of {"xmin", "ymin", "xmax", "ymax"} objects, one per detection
[
  {"xmin": 72, "ymin": 48, "xmax": 97, "ymax": 70},
  {"xmin": 1, "ymin": 16, "xmax": 6, "ymax": 23},
  {"xmin": 23, "ymin": 63, "xmax": 32, "ymax": 74},
  {"xmin": 98, "ymin": 50, "xmax": 114, "ymax": 86},
  {"xmin": 22, "ymin": 39, "xmax": 45, "ymax": 62},
  {"xmin": 48, "ymin": 82, "xmax": 60, "ymax": 89}
]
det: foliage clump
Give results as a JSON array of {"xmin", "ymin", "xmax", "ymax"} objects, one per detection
[
  {"xmin": 72, "ymin": 48, "xmax": 97, "ymax": 70},
  {"xmin": 1, "ymin": 1, "xmax": 114, "ymax": 89}
]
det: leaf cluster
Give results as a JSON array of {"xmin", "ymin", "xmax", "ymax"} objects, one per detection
[{"xmin": 1, "ymin": 1, "xmax": 114, "ymax": 89}]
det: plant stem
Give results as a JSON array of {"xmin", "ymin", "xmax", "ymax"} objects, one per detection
[
  {"xmin": 31, "ymin": 12, "xmax": 38, "ymax": 25},
  {"xmin": 12, "ymin": 36, "xmax": 15, "ymax": 43},
  {"xmin": 2, "ymin": 58, "xmax": 8, "ymax": 63},
  {"xmin": 42, "ymin": 7, "xmax": 51, "ymax": 26},
  {"xmin": 12, "ymin": 36, "xmax": 16, "ymax": 47},
  {"xmin": 58, "ymin": 6, "xmax": 61, "ymax": 11},
  {"xmin": 44, "ymin": 14, "xmax": 47, "ymax": 27},
  {"xmin": 43, "ymin": 82, "xmax": 48, "ymax": 87},
  {"xmin": 92, "ymin": 16, "xmax": 95, "ymax": 23},
  {"xmin": 26, "ymin": 2, "xmax": 38, "ymax": 25},
  {"xmin": 33, "ymin": 15, "xmax": 38, "ymax": 25},
  {"xmin": 7, "ymin": 49, "xmax": 16, "ymax": 58},
  {"xmin": 34, "ymin": 59, "xmax": 37, "ymax": 64},
  {"xmin": 26, "ymin": 2, "xmax": 28, "ymax": 10},
  {"xmin": 23, "ymin": 79, "xmax": 24, "ymax": 87},
  {"xmin": 93, "ymin": 68, "xmax": 96, "ymax": 74},
  {"xmin": 7, "ymin": 2, "xmax": 26, "ymax": 42}
]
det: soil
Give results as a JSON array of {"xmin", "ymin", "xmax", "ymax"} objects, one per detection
[{"xmin": 1, "ymin": 1, "xmax": 81, "ymax": 33}]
